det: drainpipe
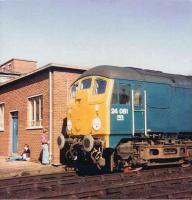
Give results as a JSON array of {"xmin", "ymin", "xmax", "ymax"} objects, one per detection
[
  {"xmin": 66, "ymin": 79, "xmax": 69, "ymax": 105},
  {"xmin": 49, "ymin": 69, "xmax": 53, "ymax": 162}
]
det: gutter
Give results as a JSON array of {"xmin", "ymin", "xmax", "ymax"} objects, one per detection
[{"xmin": 49, "ymin": 69, "xmax": 53, "ymax": 162}]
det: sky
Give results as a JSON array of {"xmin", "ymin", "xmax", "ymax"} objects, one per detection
[{"xmin": 0, "ymin": 0, "xmax": 192, "ymax": 75}]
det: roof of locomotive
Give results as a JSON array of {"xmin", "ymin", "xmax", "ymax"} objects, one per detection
[{"xmin": 78, "ymin": 65, "xmax": 192, "ymax": 87}]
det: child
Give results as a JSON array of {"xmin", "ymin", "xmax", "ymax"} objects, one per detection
[
  {"xmin": 7, "ymin": 144, "xmax": 30, "ymax": 161},
  {"xmin": 21, "ymin": 144, "xmax": 30, "ymax": 161}
]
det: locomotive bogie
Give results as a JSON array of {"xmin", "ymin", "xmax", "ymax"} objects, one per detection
[
  {"xmin": 115, "ymin": 139, "xmax": 192, "ymax": 168},
  {"xmin": 59, "ymin": 135, "xmax": 106, "ymax": 168}
]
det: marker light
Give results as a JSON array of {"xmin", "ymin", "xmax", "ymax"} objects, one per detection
[{"xmin": 92, "ymin": 117, "xmax": 101, "ymax": 131}]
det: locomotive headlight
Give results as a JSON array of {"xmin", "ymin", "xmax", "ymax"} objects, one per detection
[
  {"xmin": 67, "ymin": 119, "xmax": 72, "ymax": 131},
  {"xmin": 92, "ymin": 117, "xmax": 101, "ymax": 131}
]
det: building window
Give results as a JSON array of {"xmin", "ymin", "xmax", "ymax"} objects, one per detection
[
  {"xmin": 28, "ymin": 96, "xmax": 42, "ymax": 128},
  {"xmin": 1, "ymin": 67, "xmax": 5, "ymax": 72},
  {"xmin": 7, "ymin": 64, "xmax": 12, "ymax": 71},
  {"xmin": 0, "ymin": 104, "xmax": 4, "ymax": 130}
]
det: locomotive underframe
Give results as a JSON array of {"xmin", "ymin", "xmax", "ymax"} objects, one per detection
[
  {"xmin": 61, "ymin": 134, "xmax": 192, "ymax": 171},
  {"xmin": 115, "ymin": 137, "xmax": 192, "ymax": 169}
]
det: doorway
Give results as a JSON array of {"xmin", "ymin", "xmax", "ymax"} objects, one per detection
[{"xmin": 11, "ymin": 111, "xmax": 18, "ymax": 153}]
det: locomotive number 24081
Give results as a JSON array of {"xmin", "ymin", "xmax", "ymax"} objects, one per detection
[{"xmin": 111, "ymin": 108, "xmax": 129, "ymax": 115}]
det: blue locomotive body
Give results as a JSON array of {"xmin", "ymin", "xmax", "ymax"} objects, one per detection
[{"xmin": 110, "ymin": 79, "xmax": 192, "ymax": 148}]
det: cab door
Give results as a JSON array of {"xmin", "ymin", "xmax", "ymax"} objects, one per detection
[
  {"xmin": 132, "ymin": 84, "xmax": 147, "ymax": 136},
  {"xmin": 110, "ymin": 80, "xmax": 132, "ymax": 147}
]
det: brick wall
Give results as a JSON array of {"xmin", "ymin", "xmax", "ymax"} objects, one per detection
[
  {"xmin": 13, "ymin": 59, "xmax": 36, "ymax": 74},
  {"xmin": 52, "ymin": 70, "xmax": 82, "ymax": 164},
  {"xmin": 0, "ymin": 71, "xmax": 49, "ymax": 161}
]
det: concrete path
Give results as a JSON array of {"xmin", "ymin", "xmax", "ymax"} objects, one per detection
[{"xmin": 0, "ymin": 157, "xmax": 67, "ymax": 180}]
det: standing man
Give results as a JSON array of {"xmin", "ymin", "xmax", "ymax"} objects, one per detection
[{"xmin": 41, "ymin": 128, "xmax": 49, "ymax": 165}]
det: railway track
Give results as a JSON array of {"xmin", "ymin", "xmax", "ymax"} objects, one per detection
[{"xmin": 0, "ymin": 166, "xmax": 192, "ymax": 199}]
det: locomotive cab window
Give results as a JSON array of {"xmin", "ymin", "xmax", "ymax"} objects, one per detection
[
  {"xmin": 111, "ymin": 82, "xmax": 118, "ymax": 104},
  {"xmin": 119, "ymin": 84, "xmax": 131, "ymax": 104},
  {"xmin": 94, "ymin": 79, "xmax": 107, "ymax": 94},
  {"xmin": 111, "ymin": 83, "xmax": 131, "ymax": 104},
  {"xmin": 70, "ymin": 83, "xmax": 79, "ymax": 98},
  {"xmin": 134, "ymin": 88, "xmax": 142, "ymax": 106},
  {"xmin": 80, "ymin": 78, "xmax": 92, "ymax": 90}
]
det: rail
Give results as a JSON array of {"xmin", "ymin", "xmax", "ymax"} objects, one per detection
[{"xmin": 0, "ymin": 166, "xmax": 191, "ymax": 199}]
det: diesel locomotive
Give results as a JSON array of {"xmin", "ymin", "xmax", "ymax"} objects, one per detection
[{"xmin": 58, "ymin": 65, "xmax": 192, "ymax": 171}]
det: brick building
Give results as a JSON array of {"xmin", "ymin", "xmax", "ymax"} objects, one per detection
[
  {"xmin": 0, "ymin": 59, "xmax": 85, "ymax": 164},
  {"xmin": 0, "ymin": 58, "xmax": 37, "ymax": 74},
  {"xmin": 0, "ymin": 59, "xmax": 37, "ymax": 84}
]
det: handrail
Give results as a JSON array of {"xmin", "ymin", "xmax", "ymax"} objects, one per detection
[
  {"xmin": 131, "ymin": 89, "xmax": 135, "ymax": 136},
  {"xmin": 144, "ymin": 90, "xmax": 147, "ymax": 136}
]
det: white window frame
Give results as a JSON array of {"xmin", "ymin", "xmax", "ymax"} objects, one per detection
[
  {"xmin": 0, "ymin": 103, "xmax": 5, "ymax": 131},
  {"xmin": 27, "ymin": 95, "xmax": 43, "ymax": 129}
]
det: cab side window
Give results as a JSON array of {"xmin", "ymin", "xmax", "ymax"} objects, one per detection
[
  {"xmin": 70, "ymin": 83, "xmax": 79, "ymax": 98},
  {"xmin": 94, "ymin": 79, "xmax": 107, "ymax": 94},
  {"xmin": 80, "ymin": 78, "xmax": 92, "ymax": 89},
  {"xmin": 134, "ymin": 88, "xmax": 142, "ymax": 105},
  {"xmin": 111, "ymin": 83, "xmax": 131, "ymax": 104},
  {"xmin": 119, "ymin": 84, "xmax": 131, "ymax": 104},
  {"xmin": 111, "ymin": 82, "xmax": 118, "ymax": 104}
]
